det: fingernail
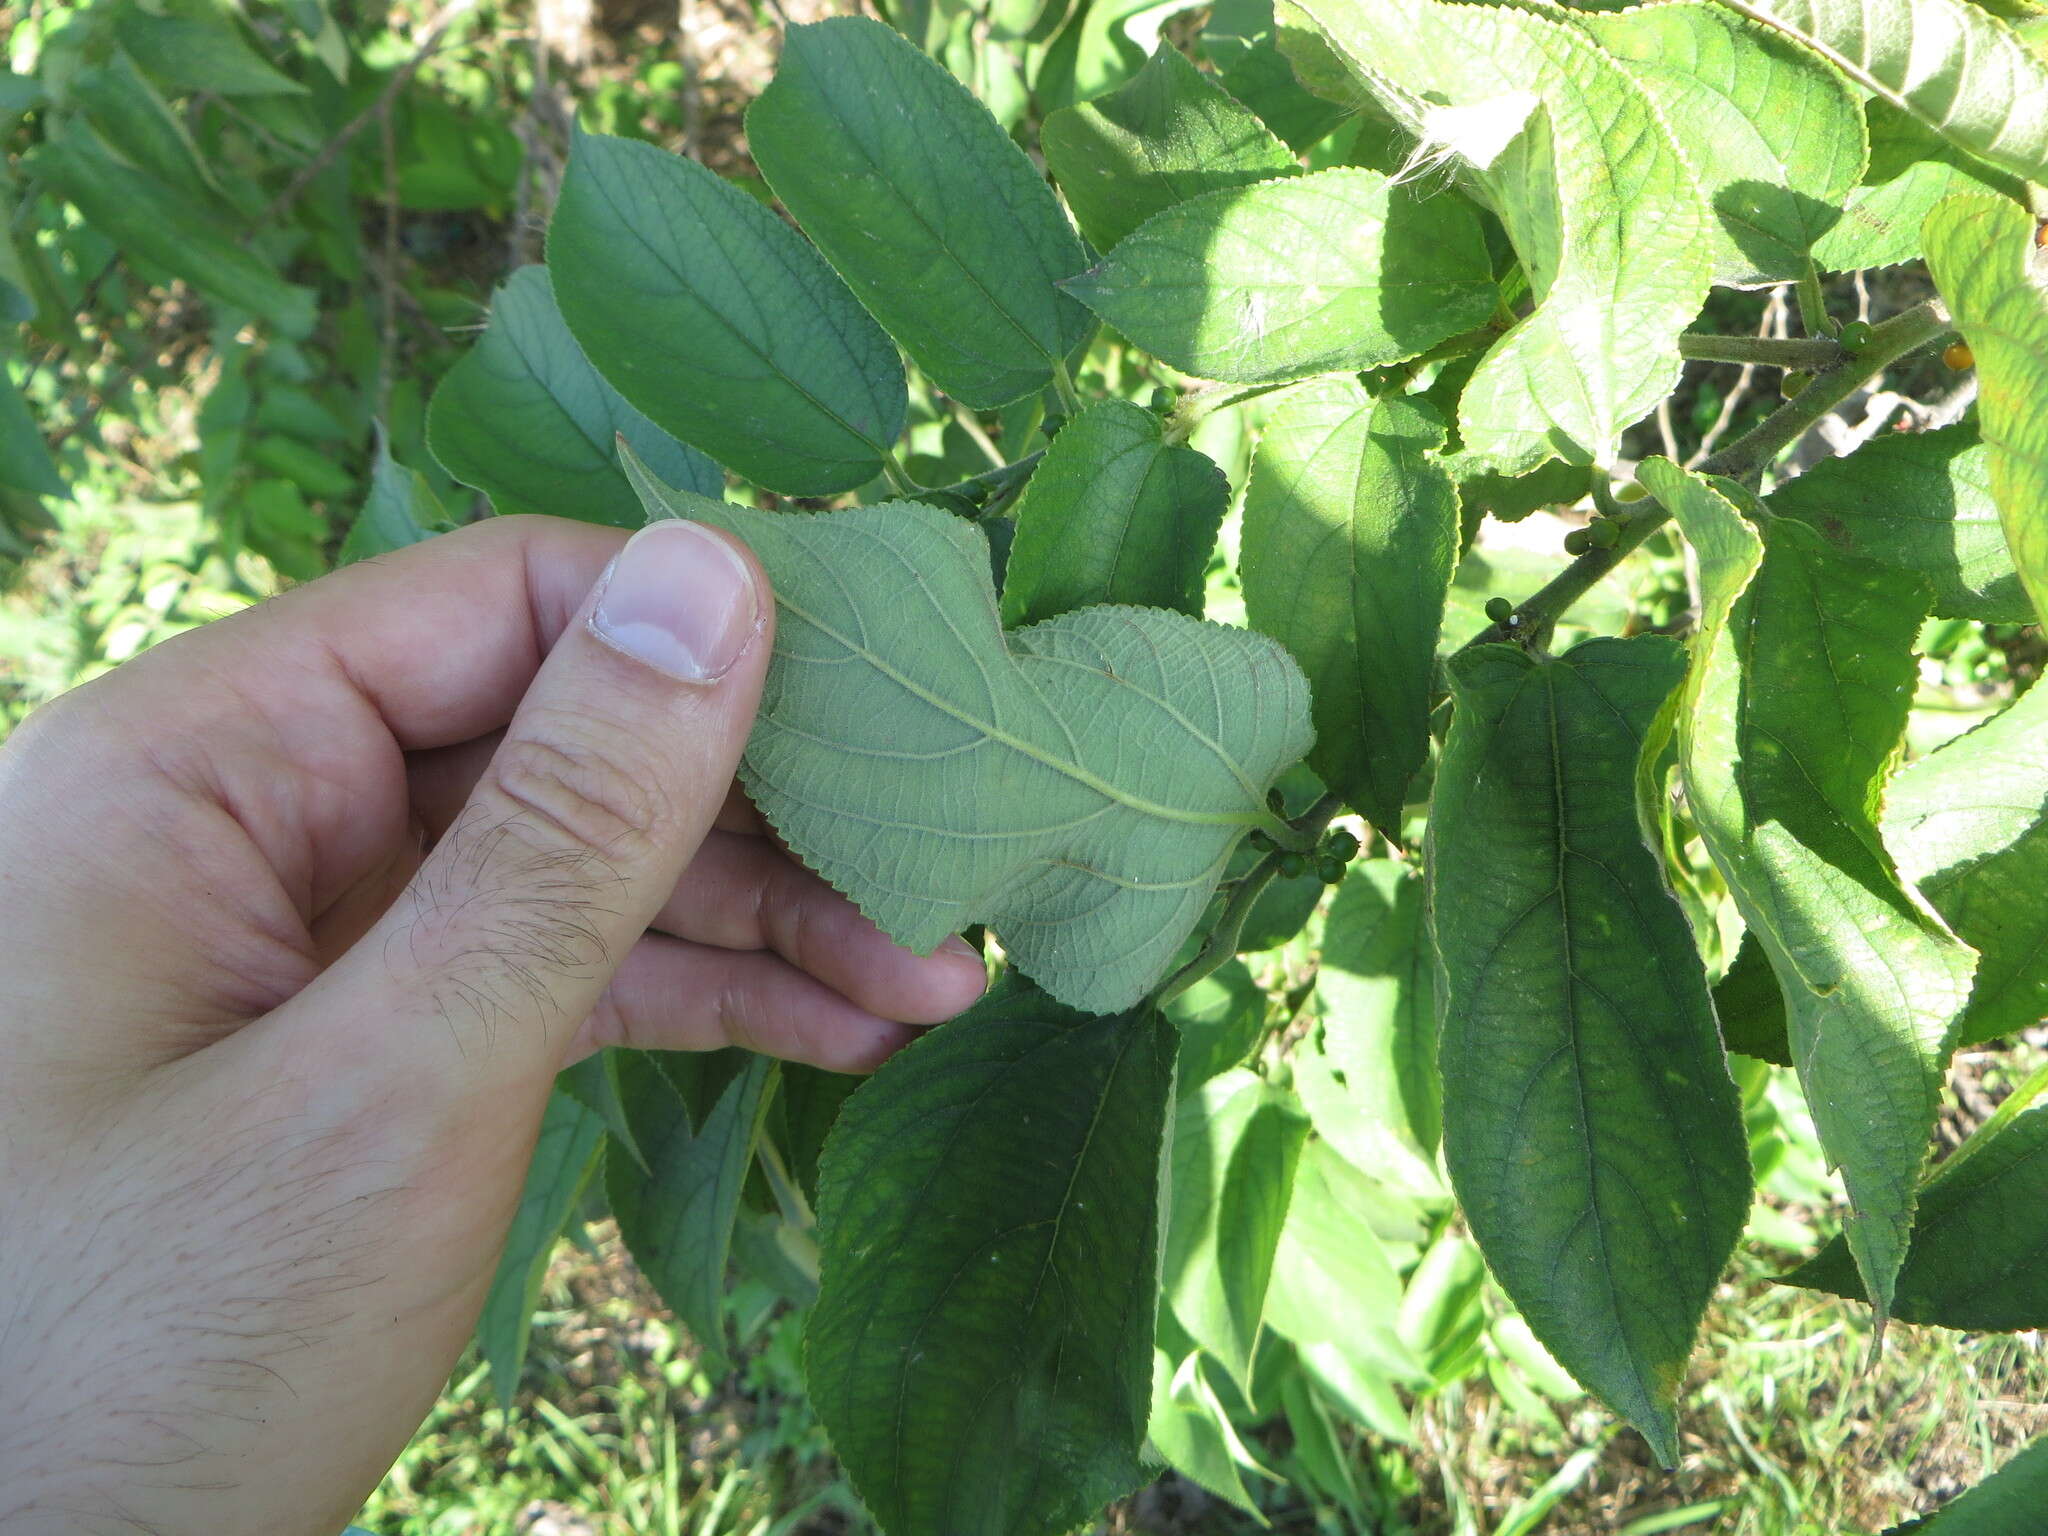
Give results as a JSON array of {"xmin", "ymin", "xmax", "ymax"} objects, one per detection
[
  {"xmin": 590, "ymin": 520, "xmax": 761, "ymax": 682},
  {"xmin": 939, "ymin": 934, "xmax": 981, "ymax": 963}
]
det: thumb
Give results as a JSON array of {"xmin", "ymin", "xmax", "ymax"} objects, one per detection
[{"xmin": 295, "ymin": 516, "xmax": 772, "ymax": 1098}]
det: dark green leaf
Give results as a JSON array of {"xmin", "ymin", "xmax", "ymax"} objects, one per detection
[
  {"xmin": 1243, "ymin": 382, "xmax": 1457, "ymax": 833},
  {"xmin": 808, "ymin": 982, "xmax": 1175, "ymax": 1536},
  {"xmin": 1712, "ymin": 933, "xmax": 1792, "ymax": 1066},
  {"xmin": 72, "ymin": 48, "xmax": 226, "ymax": 204},
  {"xmin": 1643, "ymin": 458, "xmax": 1975, "ymax": 1320},
  {"xmin": 1885, "ymin": 681, "xmax": 2048, "ymax": 1047},
  {"xmin": 1000, "ymin": 397, "xmax": 1228, "ymax": 628},
  {"xmin": 427, "ymin": 266, "xmax": 719, "ymax": 526},
  {"xmin": 1784, "ymin": 1096, "xmax": 2048, "ymax": 1331},
  {"xmin": 556, "ymin": 1048, "xmax": 647, "ymax": 1171},
  {"xmin": 478, "ymin": 1088, "xmax": 604, "ymax": 1408},
  {"xmin": 748, "ymin": 17, "xmax": 1093, "ymax": 409},
  {"xmin": 1166, "ymin": 958, "xmax": 1269, "ymax": 1092},
  {"xmin": 1041, "ymin": 43, "xmax": 1297, "ymax": 252},
  {"xmin": 1431, "ymin": 635, "xmax": 1750, "ymax": 1464},
  {"xmin": 774, "ymin": 1063, "xmax": 862, "ymax": 1208},
  {"xmin": 607, "ymin": 1051, "xmax": 777, "ymax": 1362},
  {"xmin": 114, "ymin": 9, "xmax": 309, "ymax": 96},
  {"xmin": 548, "ymin": 131, "xmax": 905, "ymax": 495},
  {"xmin": 1766, "ymin": 424, "xmax": 2027, "ymax": 622},
  {"xmin": 1883, "ymin": 1434, "xmax": 2048, "ymax": 1533},
  {"xmin": 1063, "ymin": 169, "xmax": 1495, "ymax": 385},
  {"xmin": 339, "ymin": 428, "xmax": 449, "ymax": 565},
  {"xmin": 0, "ymin": 372, "xmax": 66, "ymax": 501}
]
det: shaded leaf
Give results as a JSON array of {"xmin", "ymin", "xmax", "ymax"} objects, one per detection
[
  {"xmin": 1813, "ymin": 101, "xmax": 2024, "ymax": 271},
  {"xmin": 1243, "ymin": 382, "xmax": 1457, "ymax": 833},
  {"xmin": 1430, "ymin": 634, "xmax": 1750, "ymax": 1464},
  {"xmin": 0, "ymin": 373, "xmax": 65, "ymax": 501},
  {"xmin": 1713, "ymin": 932, "xmax": 1793, "ymax": 1066},
  {"xmin": 1042, "ymin": 43, "xmax": 1297, "ymax": 252},
  {"xmin": 556, "ymin": 1048, "xmax": 647, "ymax": 1172},
  {"xmin": 1883, "ymin": 1435, "xmax": 2048, "ymax": 1533},
  {"xmin": 339, "ymin": 428, "xmax": 449, "ymax": 565},
  {"xmin": 1923, "ymin": 194, "xmax": 2048, "ymax": 628},
  {"xmin": 1063, "ymin": 168, "xmax": 1496, "ymax": 385},
  {"xmin": 808, "ymin": 982, "xmax": 1174, "ymax": 1536},
  {"xmin": 548, "ymin": 131, "xmax": 904, "ymax": 496},
  {"xmin": 1000, "ymin": 397, "xmax": 1229, "ymax": 628},
  {"xmin": 115, "ymin": 9, "xmax": 308, "ymax": 96},
  {"xmin": 748, "ymin": 17, "xmax": 1092, "ymax": 409},
  {"xmin": 1643, "ymin": 457, "xmax": 1975, "ymax": 1319},
  {"xmin": 1166, "ymin": 958, "xmax": 1269, "ymax": 1093},
  {"xmin": 1147, "ymin": 1342, "xmax": 1271, "ymax": 1519},
  {"xmin": 624, "ymin": 452, "xmax": 1314, "ymax": 1014}
]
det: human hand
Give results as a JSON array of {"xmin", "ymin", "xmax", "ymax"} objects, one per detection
[{"xmin": 0, "ymin": 514, "xmax": 987, "ymax": 1535}]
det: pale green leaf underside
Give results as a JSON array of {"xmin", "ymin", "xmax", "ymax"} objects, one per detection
[
  {"xmin": 809, "ymin": 983, "xmax": 1173, "ymax": 1536},
  {"xmin": 1813, "ymin": 101, "xmax": 2022, "ymax": 272},
  {"xmin": 1923, "ymin": 194, "xmax": 2048, "ymax": 629},
  {"xmin": 1578, "ymin": 1, "xmax": 1866, "ymax": 285},
  {"xmin": 1885, "ymin": 680, "xmax": 2048, "ymax": 1047},
  {"xmin": 748, "ymin": 17, "xmax": 1094, "ymax": 409},
  {"xmin": 1430, "ymin": 634, "xmax": 1749, "ymax": 1465},
  {"xmin": 427, "ymin": 265, "xmax": 719, "ymax": 527},
  {"xmin": 1764, "ymin": 423, "xmax": 2028, "ymax": 622},
  {"xmin": 624, "ymin": 452, "xmax": 1314, "ymax": 1015},
  {"xmin": 1716, "ymin": 0, "xmax": 2048, "ymax": 183},
  {"xmin": 1297, "ymin": 0, "xmax": 1712, "ymax": 471},
  {"xmin": 1642, "ymin": 458, "xmax": 1975, "ymax": 1319},
  {"xmin": 1242, "ymin": 381, "xmax": 1458, "ymax": 835},
  {"xmin": 1061, "ymin": 167, "xmax": 1496, "ymax": 385}
]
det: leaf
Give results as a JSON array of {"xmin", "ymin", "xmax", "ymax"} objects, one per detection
[
  {"xmin": 624, "ymin": 452, "xmax": 1315, "ymax": 1015},
  {"xmin": 1883, "ymin": 1436, "xmax": 2048, "ymax": 1533},
  {"xmin": 339, "ymin": 427, "xmax": 449, "ymax": 565},
  {"xmin": 547, "ymin": 130, "xmax": 905, "ymax": 496},
  {"xmin": 1041, "ymin": 43, "xmax": 1298, "ymax": 253},
  {"xmin": 807, "ymin": 981, "xmax": 1175, "ymax": 1536},
  {"xmin": 1784, "ymin": 1099, "xmax": 2048, "ymax": 1330},
  {"xmin": 1641, "ymin": 457, "xmax": 1976, "ymax": 1320},
  {"xmin": 72, "ymin": 48, "xmax": 226, "ymax": 204},
  {"xmin": 1242, "ymin": 381, "xmax": 1458, "ymax": 834},
  {"xmin": 1923, "ymin": 194, "xmax": 2048, "ymax": 629},
  {"xmin": 1292, "ymin": 859, "xmax": 1442, "ymax": 1197},
  {"xmin": 0, "ymin": 372, "xmax": 65, "ymax": 501},
  {"xmin": 1429, "ymin": 634, "xmax": 1750, "ymax": 1464},
  {"xmin": 747, "ymin": 17, "xmax": 1093, "ymax": 409},
  {"xmin": 556, "ymin": 1048, "xmax": 648, "ymax": 1172},
  {"xmin": 1812, "ymin": 101, "xmax": 2024, "ymax": 272},
  {"xmin": 28, "ymin": 123, "xmax": 315, "ymax": 337},
  {"xmin": 1884, "ymin": 681, "xmax": 2048, "ymax": 1047},
  {"xmin": 427, "ymin": 266, "xmax": 720, "ymax": 526},
  {"xmin": 1712, "ymin": 932, "xmax": 1793, "ymax": 1066},
  {"xmin": 114, "ymin": 9, "xmax": 309, "ymax": 96},
  {"xmin": 1716, "ymin": 0, "xmax": 2048, "ymax": 183},
  {"xmin": 1162, "ymin": 1069, "xmax": 1310, "ymax": 1391},
  {"xmin": 606, "ymin": 1051, "xmax": 777, "ymax": 1362},
  {"xmin": 1765, "ymin": 423, "xmax": 2028, "ymax": 622},
  {"xmin": 1062, "ymin": 168, "xmax": 1496, "ymax": 386},
  {"xmin": 478, "ymin": 1088, "xmax": 604, "ymax": 1409},
  {"xmin": 1575, "ymin": 1, "xmax": 1866, "ymax": 285},
  {"xmin": 1298, "ymin": 0, "xmax": 1713, "ymax": 471},
  {"xmin": 1147, "ymin": 1337, "xmax": 1271, "ymax": 1519},
  {"xmin": 1000, "ymin": 398, "xmax": 1228, "ymax": 629},
  {"xmin": 1165, "ymin": 957, "xmax": 1269, "ymax": 1093}
]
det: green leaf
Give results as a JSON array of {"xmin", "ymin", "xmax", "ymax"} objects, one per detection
[
  {"xmin": 1885, "ymin": 681, "xmax": 2048, "ymax": 1047},
  {"xmin": 1000, "ymin": 397, "xmax": 1229, "ymax": 629},
  {"xmin": 72, "ymin": 48, "xmax": 226, "ymax": 204},
  {"xmin": 748, "ymin": 17, "xmax": 1093, "ymax": 409},
  {"xmin": 426, "ymin": 266, "xmax": 719, "ymax": 527},
  {"xmin": 1642, "ymin": 457, "xmax": 1976, "ymax": 1320},
  {"xmin": 1712, "ymin": 932, "xmax": 1793, "ymax": 1066},
  {"xmin": 1883, "ymin": 1436, "xmax": 2048, "ymax": 1533},
  {"xmin": 1292, "ymin": 859, "xmax": 1442, "ymax": 1198},
  {"xmin": 114, "ymin": 9, "xmax": 308, "ymax": 96},
  {"xmin": 1163, "ymin": 1069, "xmax": 1310, "ymax": 1391},
  {"xmin": 1430, "ymin": 634, "xmax": 1750, "ymax": 1464},
  {"xmin": 1923, "ymin": 194, "xmax": 2048, "ymax": 629},
  {"xmin": 1165, "ymin": 957, "xmax": 1269, "ymax": 1093},
  {"xmin": 1146, "ymin": 1346, "xmax": 1269, "ymax": 1519},
  {"xmin": 1765, "ymin": 424, "xmax": 2028, "ymax": 622},
  {"xmin": 1784, "ymin": 1098, "xmax": 2048, "ymax": 1331},
  {"xmin": 0, "ymin": 371, "xmax": 65, "ymax": 501},
  {"xmin": 547, "ymin": 131, "xmax": 905, "ymax": 496},
  {"xmin": 1041, "ymin": 43, "xmax": 1298, "ymax": 252},
  {"xmin": 606, "ymin": 1051, "xmax": 777, "ymax": 1362},
  {"xmin": 1299, "ymin": 0, "xmax": 1712, "ymax": 472},
  {"xmin": 808, "ymin": 982, "xmax": 1175, "ymax": 1536},
  {"xmin": 1716, "ymin": 0, "xmax": 2048, "ymax": 183},
  {"xmin": 1575, "ymin": 1, "xmax": 1866, "ymax": 285},
  {"xmin": 624, "ymin": 452, "xmax": 1315, "ymax": 1014},
  {"xmin": 1062, "ymin": 168, "xmax": 1496, "ymax": 385},
  {"xmin": 1242, "ymin": 382, "xmax": 1458, "ymax": 833},
  {"xmin": 478, "ymin": 1088, "xmax": 604, "ymax": 1409},
  {"xmin": 28, "ymin": 123, "xmax": 315, "ymax": 337},
  {"xmin": 1813, "ymin": 101, "xmax": 2024, "ymax": 272},
  {"xmin": 339, "ymin": 428, "xmax": 449, "ymax": 565},
  {"xmin": 556, "ymin": 1048, "xmax": 648, "ymax": 1172}
]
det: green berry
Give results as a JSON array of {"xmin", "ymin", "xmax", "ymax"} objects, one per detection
[
  {"xmin": 1249, "ymin": 829, "xmax": 1275, "ymax": 854},
  {"xmin": 1316, "ymin": 855, "xmax": 1347, "ymax": 884},
  {"xmin": 1279, "ymin": 851, "xmax": 1308, "ymax": 879},
  {"xmin": 1563, "ymin": 528, "xmax": 1593, "ymax": 555},
  {"xmin": 1485, "ymin": 596, "xmax": 1514, "ymax": 624},
  {"xmin": 1838, "ymin": 319, "xmax": 1873, "ymax": 350},
  {"xmin": 1322, "ymin": 829, "xmax": 1360, "ymax": 864},
  {"xmin": 1587, "ymin": 518, "xmax": 1620, "ymax": 549}
]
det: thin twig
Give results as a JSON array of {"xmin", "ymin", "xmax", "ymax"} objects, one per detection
[{"xmin": 1689, "ymin": 288, "xmax": 1784, "ymax": 468}]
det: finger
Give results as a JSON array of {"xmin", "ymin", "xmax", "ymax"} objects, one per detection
[
  {"xmin": 580, "ymin": 933, "xmax": 921, "ymax": 1074},
  {"xmin": 649, "ymin": 831, "xmax": 986, "ymax": 1024},
  {"xmin": 285, "ymin": 517, "xmax": 773, "ymax": 1101}
]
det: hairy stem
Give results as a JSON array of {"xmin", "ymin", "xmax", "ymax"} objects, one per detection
[
  {"xmin": 1677, "ymin": 332, "xmax": 1842, "ymax": 369},
  {"xmin": 1458, "ymin": 297, "xmax": 1954, "ymax": 652}
]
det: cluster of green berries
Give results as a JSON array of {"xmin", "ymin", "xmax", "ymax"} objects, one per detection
[
  {"xmin": 1248, "ymin": 824, "xmax": 1360, "ymax": 884},
  {"xmin": 1562, "ymin": 516, "xmax": 1622, "ymax": 557}
]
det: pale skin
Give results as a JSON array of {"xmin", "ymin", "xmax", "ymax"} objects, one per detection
[{"xmin": 0, "ymin": 514, "xmax": 988, "ymax": 1535}]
